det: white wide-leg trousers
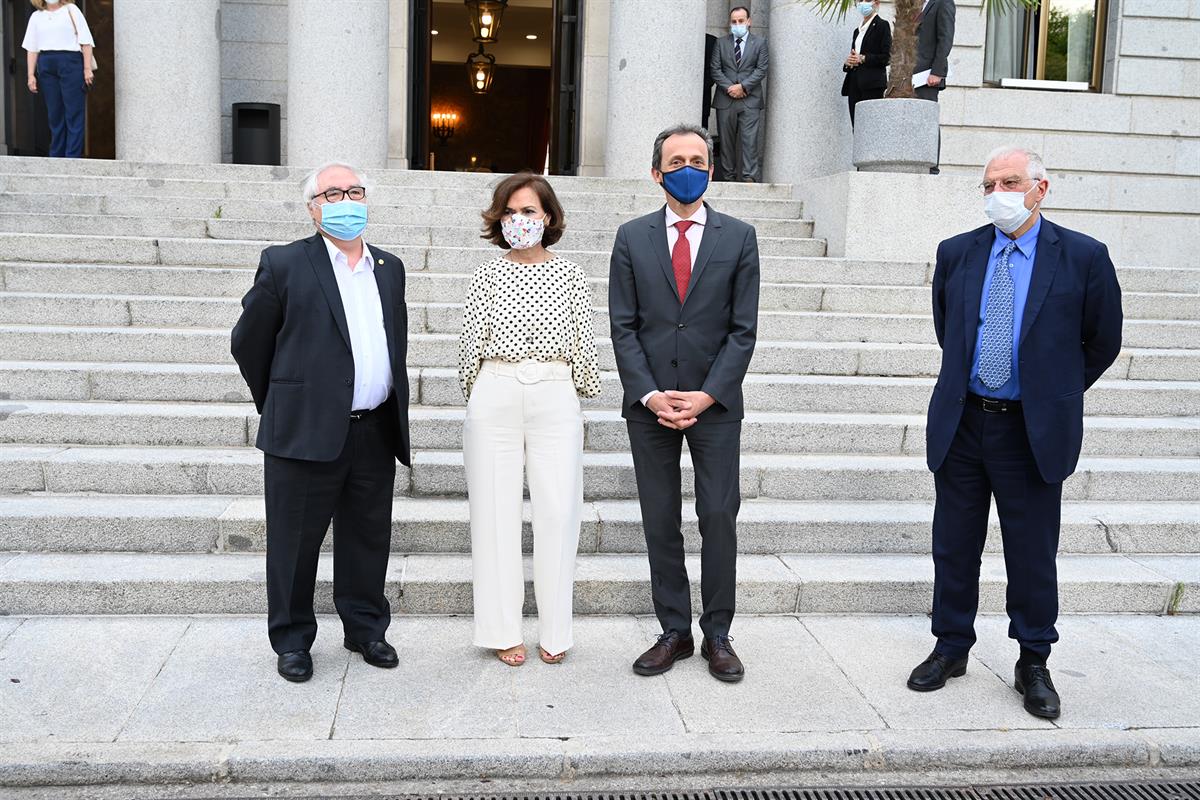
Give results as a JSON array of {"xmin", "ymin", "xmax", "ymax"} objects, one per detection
[{"xmin": 464, "ymin": 360, "xmax": 584, "ymax": 655}]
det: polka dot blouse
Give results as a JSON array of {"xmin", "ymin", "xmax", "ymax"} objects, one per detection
[{"xmin": 458, "ymin": 254, "xmax": 602, "ymax": 400}]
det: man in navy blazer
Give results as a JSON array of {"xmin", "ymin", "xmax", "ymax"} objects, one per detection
[{"xmin": 908, "ymin": 147, "xmax": 1122, "ymax": 720}]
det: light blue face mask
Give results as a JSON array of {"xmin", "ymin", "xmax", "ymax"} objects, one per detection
[
  {"xmin": 730, "ymin": 24, "xmax": 748, "ymax": 37},
  {"xmin": 319, "ymin": 200, "xmax": 368, "ymax": 241},
  {"xmin": 857, "ymin": 2, "xmax": 875, "ymax": 15}
]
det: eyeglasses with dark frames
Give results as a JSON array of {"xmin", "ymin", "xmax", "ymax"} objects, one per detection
[{"xmin": 315, "ymin": 186, "xmax": 366, "ymax": 203}]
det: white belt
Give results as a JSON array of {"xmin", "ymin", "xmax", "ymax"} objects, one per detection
[{"xmin": 481, "ymin": 359, "xmax": 572, "ymax": 385}]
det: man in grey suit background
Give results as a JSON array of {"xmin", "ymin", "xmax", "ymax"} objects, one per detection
[
  {"xmin": 609, "ymin": 124, "xmax": 760, "ymax": 683},
  {"xmin": 709, "ymin": 5, "xmax": 769, "ymax": 183},
  {"xmin": 914, "ymin": 0, "xmax": 955, "ymax": 172}
]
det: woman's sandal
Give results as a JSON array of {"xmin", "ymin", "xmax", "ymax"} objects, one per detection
[
  {"xmin": 497, "ymin": 645, "xmax": 526, "ymax": 666},
  {"xmin": 539, "ymin": 646, "xmax": 567, "ymax": 665}
]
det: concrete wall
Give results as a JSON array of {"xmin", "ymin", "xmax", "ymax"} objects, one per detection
[
  {"xmin": 219, "ymin": 0, "xmax": 289, "ymax": 164},
  {"xmin": 1109, "ymin": 0, "xmax": 1200, "ymax": 98}
]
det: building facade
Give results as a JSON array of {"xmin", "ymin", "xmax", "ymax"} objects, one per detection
[{"xmin": 1, "ymin": 0, "xmax": 1195, "ymax": 262}]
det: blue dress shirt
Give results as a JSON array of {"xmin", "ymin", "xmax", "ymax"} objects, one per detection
[{"xmin": 968, "ymin": 217, "xmax": 1041, "ymax": 400}]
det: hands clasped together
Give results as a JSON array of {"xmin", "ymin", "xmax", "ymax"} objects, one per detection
[{"xmin": 647, "ymin": 390, "xmax": 717, "ymax": 430}]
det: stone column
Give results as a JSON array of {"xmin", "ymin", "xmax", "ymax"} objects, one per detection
[
  {"xmin": 604, "ymin": 0, "xmax": 706, "ymax": 178},
  {"xmin": 387, "ymin": 0, "xmax": 409, "ymax": 169},
  {"xmin": 287, "ymin": 0, "xmax": 390, "ymax": 169},
  {"xmin": 763, "ymin": 0, "xmax": 853, "ymax": 182},
  {"xmin": 114, "ymin": 0, "xmax": 221, "ymax": 163}
]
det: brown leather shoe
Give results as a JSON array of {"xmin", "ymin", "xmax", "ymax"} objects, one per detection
[
  {"xmin": 632, "ymin": 630, "xmax": 694, "ymax": 676},
  {"xmin": 701, "ymin": 635, "xmax": 744, "ymax": 682}
]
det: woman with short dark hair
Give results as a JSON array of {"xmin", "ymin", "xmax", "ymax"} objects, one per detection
[
  {"xmin": 23, "ymin": 0, "xmax": 95, "ymax": 158},
  {"xmin": 459, "ymin": 172, "xmax": 600, "ymax": 667}
]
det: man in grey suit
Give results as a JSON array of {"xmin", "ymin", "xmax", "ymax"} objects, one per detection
[
  {"xmin": 709, "ymin": 5, "xmax": 769, "ymax": 182},
  {"xmin": 914, "ymin": 0, "xmax": 955, "ymax": 101},
  {"xmin": 609, "ymin": 124, "xmax": 760, "ymax": 683},
  {"xmin": 914, "ymin": 0, "xmax": 955, "ymax": 172}
]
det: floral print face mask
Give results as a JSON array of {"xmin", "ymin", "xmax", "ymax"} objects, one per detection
[{"xmin": 501, "ymin": 213, "xmax": 547, "ymax": 250}]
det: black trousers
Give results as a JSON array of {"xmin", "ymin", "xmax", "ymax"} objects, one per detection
[
  {"xmin": 931, "ymin": 404, "xmax": 1062, "ymax": 661},
  {"xmin": 847, "ymin": 84, "xmax": 885, "ymax": 127},
  {"xmin": 264, "ymin": 414, "xmax": 397, "ymax": 654},
  {"xmin": 627, "ymin": 420, "xmax": 741, "ymax": 638}
]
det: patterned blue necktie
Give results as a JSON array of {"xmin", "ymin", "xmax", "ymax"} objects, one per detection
[{"xmin": 978, "ymin": 240, "xmax": 1019, "ymax": 391}]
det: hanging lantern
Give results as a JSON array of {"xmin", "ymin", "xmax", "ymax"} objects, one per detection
[
  {"xmin": 465, "ymin": 45, "xmax": 496, "ymax": 95},
  {"xmin": 464, "ymin": 0, "xmax": 507, "ymax": 44}
]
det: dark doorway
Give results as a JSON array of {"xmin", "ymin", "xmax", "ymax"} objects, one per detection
[
  {"xmin": 410, "ymin": 0, "xmax": 580, "ymax": 175},
  {"xmin": 3, "ymin": 0, "xmax": 114, "ymax": 158}
]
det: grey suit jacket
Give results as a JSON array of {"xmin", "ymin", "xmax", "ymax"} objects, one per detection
[
  {"xmin": 608, "ymin": 204, "xmax": 761, "ymax": 424},
  {"xmin": 915, "ymin": 0, "xmax": 955, "ymax": 87},
  {"xmin": 709, "ymin": 32, "xmax": 769, "ymax": 110}
]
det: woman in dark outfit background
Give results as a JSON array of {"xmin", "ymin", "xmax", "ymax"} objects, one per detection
[{"xmin": 841, "ymin": 0, "xmax": 892, "ymax": 127}]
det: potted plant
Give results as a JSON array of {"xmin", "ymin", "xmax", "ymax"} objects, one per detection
[{"xmin": 810, "ymin": 0, "xmax": 1031, "ymax": 172}]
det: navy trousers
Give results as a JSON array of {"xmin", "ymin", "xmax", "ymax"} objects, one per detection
[
  {"xmin": 931, "ymin": 403, "xmax": 1062, "ymax": 660},
  {"xmin": 37, "ymin": 50, "xmax": 86, "ymax": 158}
]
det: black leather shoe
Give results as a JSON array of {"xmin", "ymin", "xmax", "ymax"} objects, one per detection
[
  {"xmin": 344, "ymin": 638, "xmax": 399, "ymax": 669},
  {"xmin": 906, "ymin": 650, "xmax": 967, "ymax": 691},
  {"xmin": 632, "ymin": 630, "xmax": 694, "ymax": 676},
  {"xmin": 1015, "ymin": 662, "xmax": 1061, "ymax": 719},
  {"xmin": 277, "ymin": 650, "xmax": 312, "ymax": 682},
  {"xmin": 701, "ymin": 635, "xmax": 744, "ymax": 683}
]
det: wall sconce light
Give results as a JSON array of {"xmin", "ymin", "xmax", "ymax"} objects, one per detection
[
  {"xmin": 465, "ymin": 45, "xmax": 496, "ymax": 94},
  {"xmin": 432, "ymin": 112, "xmax": 458, "ymax": 145},
  {"xmin": 464, "ymin": 0, "xmax": 507, "ymax": 44}
]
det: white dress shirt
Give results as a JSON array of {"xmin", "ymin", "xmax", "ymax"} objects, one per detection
[
  {"xmin": 855, "ymin": 17, "xmax": 874, "ymax": 53},
  {"xmin": 642, "ymin": 204, "xmax": 709, "ymax": 407},
  {"xmin": 22, "ymin": 5, "xmax": 95, "ymax": 53},
  {"xmin": 322, "ymin": 237, "xmax": 393, "ymax": 411}
]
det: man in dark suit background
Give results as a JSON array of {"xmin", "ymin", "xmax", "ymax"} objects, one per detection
[
  {"xmin": 231, "ymin": 162, "xmax": 411, "ymax": 683},
  {"xmin": 914, "ymin": 0, "xmax": 954, "ymax": 100},
  {"xmin": 609, "ymin": 124, "xmax": 760, "ymax": 683},
  {"xmin": 914, "ymin": 0, "xmax": 955, "ymax": 172},
  {"xmin": 908, "ymin": 147, "xmax": 1122, "ymax": 720},
  {"xmin": 709, "ymin": 6, "xmax": 769, "ymax": 182}
]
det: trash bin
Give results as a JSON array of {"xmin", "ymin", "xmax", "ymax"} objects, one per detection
[{"xmin": 232, "ymin": 102, "xmax": 281, "ymax": 165}]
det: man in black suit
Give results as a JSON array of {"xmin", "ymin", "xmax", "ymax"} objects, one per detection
[
  {"xmin": 709, "ymin": 6, "xmax": 769, "ymax": 182},
  {"xmin": 609, "ymin": 124, "xmax": 760, "ymax": 683},
  {"xmin": 908, "ymin": 147, "xmax": 1122, "ymax": 720},
  {"xmin": 231, "ymin": 162, "xmax": 411, "ymax": 683}
]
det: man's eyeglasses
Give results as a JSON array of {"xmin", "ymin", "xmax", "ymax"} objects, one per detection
[
  {"xmin": 315, "ymin": 186, "xmax": 366, "ymax": 203},
  {"xmin": 979, "ymin": 177, "xmax": 1031, "ymax": 195}
]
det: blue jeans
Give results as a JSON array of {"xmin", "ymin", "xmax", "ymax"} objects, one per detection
[{"xmin": 37, "ymin": 50, "xmax": 86, "ymax": 158}]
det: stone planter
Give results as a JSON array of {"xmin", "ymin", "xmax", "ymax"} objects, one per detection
[{"xmin": 852, "ymin": 98, "xmax": 940, "ymax": 174}]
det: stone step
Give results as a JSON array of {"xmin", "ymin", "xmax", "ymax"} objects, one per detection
[
  {"xmin": 0, "ymin": 181, "xmax": 806, "ymax": 219},
  {"xmin": 4, "ymin": 256, "xmax": 1195, "ymax": 307},
  {"xmin": 0, "ymin": 213, "xmax": 824, "ymax": 254},
  {"xmin": 0, "ymin": 550, "xmax": 1191, "ymax": 616},
  {"xmin": 0, "ymin": 159, "xmax": 798, "ymax": 197},
  {"xmin": 3, "ymin": 401, "xmax": 1195, "ymax": 458},
  {"xmin": 0, "ymin": 325, "xmax": 1191, "ymax": 380},
  {"xmin": 3, "ymin": 293, "xmax": 1195, "ymax": 350},
  {"xmin": 0, "ymin": 235, "xmax": 835, "ymax": 268},
  {"xmin": 0, "ymin": 193, "xmax": 815, "ymax": 238},
  {"xmin": 3, "ymin": 494, "xmax": 1196, "ymax": 556},
  {"xmin": 3, "ymin": 446, "xmax": 1198, "ymax": 501},
  {"xmin": 4, "ymin": 363, "xmax": 1196, "ymax": 417}
]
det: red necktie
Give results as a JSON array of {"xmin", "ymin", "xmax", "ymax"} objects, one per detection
[{"xmin": 672, "ymin": 220, "xmax": 695, "ymax": 302}]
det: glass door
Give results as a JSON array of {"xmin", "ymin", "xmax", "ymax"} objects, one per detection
[{"xmin": 983, "ymin": 0, "xmax": 1108, "ymax": 90}]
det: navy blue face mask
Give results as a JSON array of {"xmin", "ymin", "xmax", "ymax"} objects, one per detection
[{"xmin": 659, "ymin": 165, "xmax": 710, "ymax": 205}]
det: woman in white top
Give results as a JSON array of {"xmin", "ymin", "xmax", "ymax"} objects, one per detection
[
  {"xmin": 22, "ymin": 0, "xmax": 95, "ymax": 158},
  {"xmin": 459, "ymin": 172, "xmax": 601, "ymax": 667}
]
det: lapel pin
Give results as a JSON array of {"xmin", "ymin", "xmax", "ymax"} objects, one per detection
[{"xmin": 378, "ymin": 258, "xmax": 384, "ymax": 265}]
